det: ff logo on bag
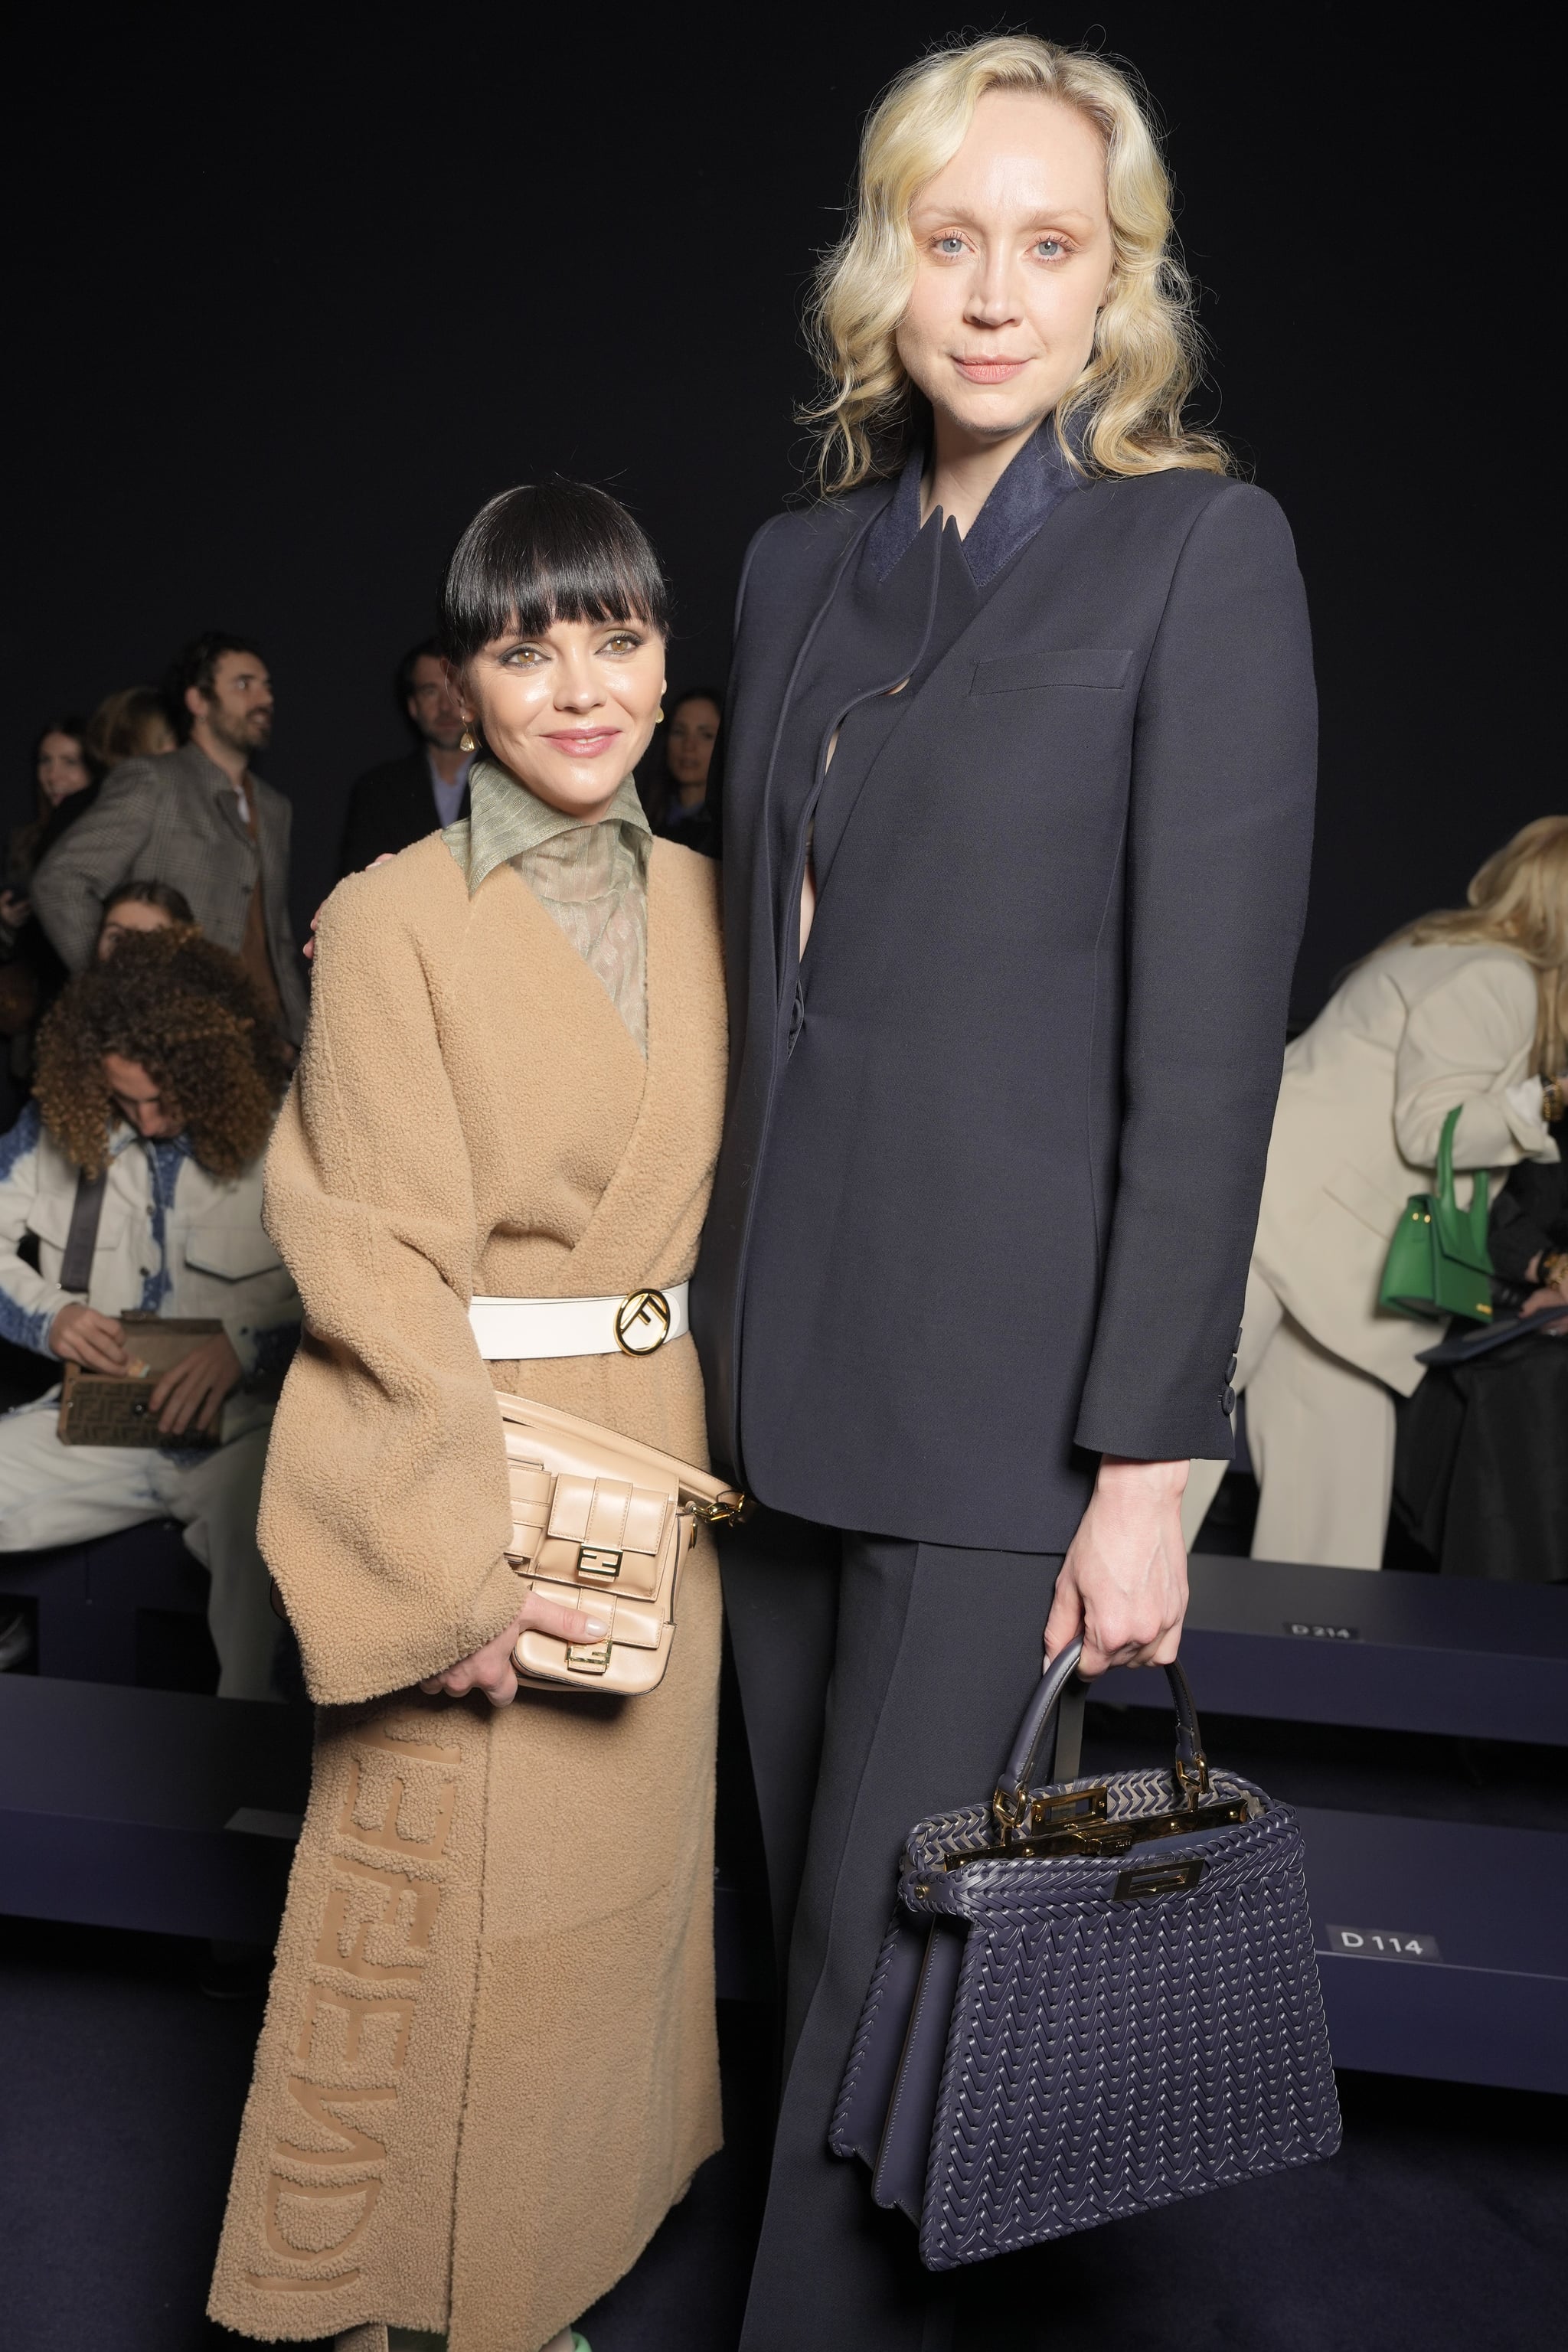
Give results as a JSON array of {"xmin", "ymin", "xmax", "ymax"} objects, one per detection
[{"xmin": 615, "ymin": 1287, "xmax": 672, "ymax": 1355}]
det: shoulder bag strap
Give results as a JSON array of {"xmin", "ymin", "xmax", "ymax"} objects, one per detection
[{"xmin": 59, "ymin": 1167, "xmax": 108, "ymax": 1295}]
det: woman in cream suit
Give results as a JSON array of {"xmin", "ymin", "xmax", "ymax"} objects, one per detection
[{"xmin": 1184, "ymin": 818, "xmax": 1568, "ymax": 1569}]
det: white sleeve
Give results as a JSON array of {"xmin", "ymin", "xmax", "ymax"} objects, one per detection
[
  {"xmin": 0, "ymin": 1107, "xmax": 70, "ymax": 1354},
  {"xmin": 1393, "ymin": 957, "xmax": 1560, "ymax": 1169}
]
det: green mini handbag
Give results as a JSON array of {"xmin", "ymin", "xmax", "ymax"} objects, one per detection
[{"xmin": 1378, "ymin": 1103, "xmax": 1494, "ymax": 1322}]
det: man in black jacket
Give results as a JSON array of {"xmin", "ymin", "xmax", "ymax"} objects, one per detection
[{"xmin": 337, "ymin": 639, "xmax": 472, "ymax": 874}]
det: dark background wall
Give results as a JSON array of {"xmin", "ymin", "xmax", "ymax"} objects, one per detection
[{"xmin": 5, "ymin": 5, "xmax": 1547, "ymax": 1023}]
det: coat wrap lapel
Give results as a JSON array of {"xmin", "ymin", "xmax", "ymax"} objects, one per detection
[{"xmin": 210, "ymin": 835, "xmax": 727, "ymax": 2350}]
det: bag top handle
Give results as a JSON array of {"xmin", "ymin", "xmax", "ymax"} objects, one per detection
[{"xmin": 993, "ymin": 1639, "xmax": 1209, "ymax": 1835}]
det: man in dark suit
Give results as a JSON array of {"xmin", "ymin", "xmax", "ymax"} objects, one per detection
[{"xmin": 336, "ymin": 639, "xmax": 473, "ymax": 875}]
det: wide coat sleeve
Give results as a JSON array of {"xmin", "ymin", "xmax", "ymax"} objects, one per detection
[
  {"xmin": 256, "ymin": 871, "xmax": 521, "ymax": 1704},
  {"xmin": 1073, "ymin": 483, "xmax": 1317, "ymax": 1465}
]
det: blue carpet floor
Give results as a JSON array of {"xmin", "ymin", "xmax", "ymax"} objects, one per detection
[{"xmin": 1, "ymin": 1910, "xmax": 1563, "ymax": 2351}]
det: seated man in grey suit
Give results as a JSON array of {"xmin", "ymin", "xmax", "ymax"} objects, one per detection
[
  {"xmin": 336, "ymin": 636, "xmax": 474, "ymax": 876},
  {"xmin": 28, "ymin": 631, "xmax": 308, "ymax": 1048}
]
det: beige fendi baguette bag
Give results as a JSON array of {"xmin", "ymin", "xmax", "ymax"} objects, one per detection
[{"xmin": 495, "ymin": 1390, "xmax": 750, "ymax": 1697}]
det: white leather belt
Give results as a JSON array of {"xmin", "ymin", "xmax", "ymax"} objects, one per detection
[{"xmin": 468, "ymin": 1284, "xmax": 689, "ymax": 1361}]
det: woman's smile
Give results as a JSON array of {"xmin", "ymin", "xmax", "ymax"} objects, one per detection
[
  {"xmin": 952, "ymin": 354, "xmax": 1031, "ymax": 382},
  {"xmin": 544, "ymin": 726, "xmax": 621, "ymax": 756}
]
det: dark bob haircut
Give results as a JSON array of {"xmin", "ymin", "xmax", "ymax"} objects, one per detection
[{"xmin": 438, "ymin": 479, "xmax": 670, "ymax": 667}]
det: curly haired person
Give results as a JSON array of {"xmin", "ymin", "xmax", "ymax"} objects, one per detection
[{"xmin": 0, "ymin": 929, "xmax": 300, "ymax": 1696}]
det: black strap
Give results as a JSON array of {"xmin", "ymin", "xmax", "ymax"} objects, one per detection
[{"xmin": 59, "ymin": 1168, "xmax": 108, "ymax": 1294}]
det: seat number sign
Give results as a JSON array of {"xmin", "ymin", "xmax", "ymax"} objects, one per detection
[{"xmin": 1325, "ymin": 1925, "xmax": 1442, "ymax": 1962}]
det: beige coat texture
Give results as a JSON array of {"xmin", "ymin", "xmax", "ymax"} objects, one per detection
[
  {"xmin": 208, "ymin": 835, "xmax": 728, "ymax": 2351},
  {"xmin": 1250, "ymin": 940, "xmax": 1557, "ymax": 1396}
]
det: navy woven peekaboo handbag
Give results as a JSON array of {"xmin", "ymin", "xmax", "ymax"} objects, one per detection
[{"xmin": 831, "ymin": 1641, "xmax": 1341, "ymax": 2269}]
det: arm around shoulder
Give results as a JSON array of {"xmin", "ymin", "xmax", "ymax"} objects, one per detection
[{"xmin": 259, "ymin": 867, "xmax": 521, "ymax": 1703}]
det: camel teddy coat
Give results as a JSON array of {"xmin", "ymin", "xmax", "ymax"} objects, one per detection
[{"xmin": 208, "ymin": 831, "xmax": 727, "ymax": 2351}]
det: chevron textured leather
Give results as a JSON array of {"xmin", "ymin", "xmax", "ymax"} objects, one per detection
[{"xmin": 831, "ymin": 1762, "xmax": 1341, "ymax": 2269}]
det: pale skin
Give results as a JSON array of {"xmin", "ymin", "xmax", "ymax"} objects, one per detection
[
  {"xmin": 804, "ymin": 88, "xmax": 1187, "ymax": 1677},
  {"xmin": 414, "ymin": 608, "xmax": 671, "ymax": 1709},
  {"xmin": 47, "ymin": 1054, "xmax": 245, "ymax": 1436}
]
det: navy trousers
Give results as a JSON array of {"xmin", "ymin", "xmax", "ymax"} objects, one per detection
[{"xmin": 721, "ymin": 1511, "xmax": 1063, "ymax": 2352}]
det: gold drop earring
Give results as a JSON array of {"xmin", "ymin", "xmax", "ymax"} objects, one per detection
[{"xmin": 459, "ymin": 725, "xmax": 476, "ymax": 751}]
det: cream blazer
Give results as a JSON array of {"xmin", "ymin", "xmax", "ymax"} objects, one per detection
[{"xmin": 1251, "ymin": 941, "xmax": 1557, "ymax": 1393}]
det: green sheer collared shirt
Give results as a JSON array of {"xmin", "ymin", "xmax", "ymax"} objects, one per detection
[{"xmin": 444, "ymin": 755, "xmax": 652, "ymax": 1057}]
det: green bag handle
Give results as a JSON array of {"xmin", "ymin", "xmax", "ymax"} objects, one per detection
[{"xmin": 1435, "ymin": 1104, "xmax": 1490, "ymax": 1256}]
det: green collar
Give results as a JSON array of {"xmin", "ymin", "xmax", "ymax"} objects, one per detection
[{"xmin": 443, "ymin": 755, "xmax": 650, "ymax": 893}]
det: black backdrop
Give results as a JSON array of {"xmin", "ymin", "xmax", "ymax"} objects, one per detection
[{"xmin": 5, "ymin": 7, "xmax": 1547, "ymax": 1022}]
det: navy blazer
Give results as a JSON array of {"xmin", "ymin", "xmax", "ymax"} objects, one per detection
[{"xmin": 691, "ymin": 466, "xmax": 1317, "ymax": 1551}]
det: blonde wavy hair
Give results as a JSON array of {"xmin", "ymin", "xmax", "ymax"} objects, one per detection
[
  {"xmin": 804, "ymin": 33, "xmax": 1227, "ymax": 495},
  {"xmin": 1393, "ymin": 817, "xmax": 1568, "ymax": 1077}
]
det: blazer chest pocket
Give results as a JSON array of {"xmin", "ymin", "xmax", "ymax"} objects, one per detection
[
  {"xmin": 183, "ymin": 1225, "xmax": 284, "ymax": 1282},
  {"xmin": 971, "ymin": 648, "xmax": 1134, "ymax": 694}
]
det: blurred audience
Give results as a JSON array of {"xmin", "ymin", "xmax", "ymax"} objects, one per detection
[
  {"xmin": 97, "ymin": 879, "xmax": 196, "ymax": 960},
  {"xmin": 639, "ymin": 684, "xmax": 721, "ymax": 851},
  {"xmin": 337, "ymin": 637, "xmax": 473, "ymax": 874},
  {"xmin": 1394, "ymin": 1104, "xmax": 1568, "ymax": 1581},
  {"xmin": 84, "ymin": 685, "xmax": 177, "ymax": 769},
  {"xmin": 1, "ymin": 719, "xmax": 105, "ymax": 1124},
  {"xmin": 0, "ymin": 930, "xmax": 299, "ymax": 1697},
  {"xmin": 28, "ymin": 632, "xmax": 308, "ymax": 1047},
  {"xmin": 1183, "ymin": 817, "xmax": 1567, "ymax": 1570}
]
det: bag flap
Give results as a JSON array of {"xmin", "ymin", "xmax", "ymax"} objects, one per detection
[{"xmin": 496, "ymin": 1389, "xmax": 745, "ymax": 1514}]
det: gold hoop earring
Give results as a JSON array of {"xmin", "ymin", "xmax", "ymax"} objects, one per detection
[
  {"xmin": 459, "ymin": 727, "xmax": 475, "ymax": 752},
  {"xmin": 656, "ymin": 706, "xmax": 665, "ymax": 723}
]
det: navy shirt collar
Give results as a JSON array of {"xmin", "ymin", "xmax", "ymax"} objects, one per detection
[{"xmin": 867, "ymin": 418, "xmax": 1082, "ymax": 589}]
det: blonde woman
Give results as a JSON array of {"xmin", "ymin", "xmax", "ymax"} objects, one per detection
[
  {"xmin": 688, "ymin": 34, "xmax": 1315, "ymax": 2348},
  {"xmin": 1183, "ymin": 818, "xmax": 1568, "ymax": 1570}
]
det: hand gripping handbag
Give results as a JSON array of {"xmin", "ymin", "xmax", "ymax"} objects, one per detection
[
  {"xmin": 831, "ymin": 1641, "xmax": 1341, "ymax": 2268},
  {"xmin": 495, "ymin": 1388, "xmax": 750, "ymax": 1697},
  {"xmin": 1378, "ymin": 1102, "xmax": 1494, "ymax": 1322}
]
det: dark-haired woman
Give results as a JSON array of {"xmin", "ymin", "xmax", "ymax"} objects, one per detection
[
  {"xmin": 213, "ymin": 482, "xmax": 727, "ymax": 2352},
  {"xmin": 1, "ymin": 720, "xmax": 103, "ymax": 1124},
  {"xmin": 639, "ymin": 685, "xmax": 723, "ymax": 851}
]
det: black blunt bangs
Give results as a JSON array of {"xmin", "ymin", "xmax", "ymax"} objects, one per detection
[{"xmin": 438, "ymin": 479, "xmax": 670, "ymax": 664}]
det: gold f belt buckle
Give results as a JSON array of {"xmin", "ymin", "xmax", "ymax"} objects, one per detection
[{"xmin": 615, "ymin": 1287, "xmax": 672, "ymax": 1356}]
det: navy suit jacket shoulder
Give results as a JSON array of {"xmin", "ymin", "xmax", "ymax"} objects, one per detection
[{"xmin": 694, "ymin": 465, "xmax": 1316, "ymax": 1547}]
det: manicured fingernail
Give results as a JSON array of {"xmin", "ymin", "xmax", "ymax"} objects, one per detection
[{"xmin": 580, "ymin": 1616, "xmax": 609, "ymax": 1638}]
